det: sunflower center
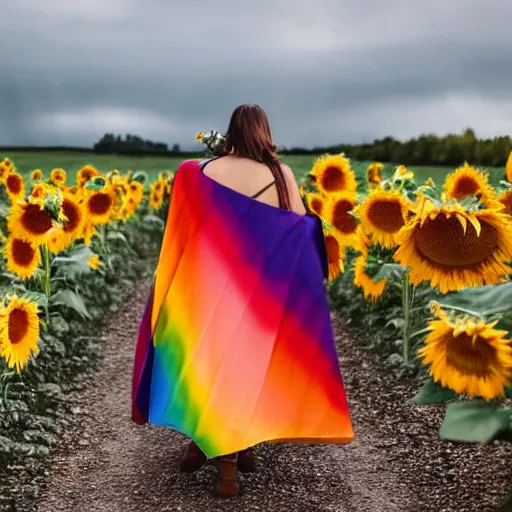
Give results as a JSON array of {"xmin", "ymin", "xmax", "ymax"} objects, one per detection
[
  {"xmin": 21, "ymin": 204, "xmax": 53, "ymax": 235},
  {"xmin": 6, "ymin": 174, "xmax": 22, "ymax": 195},
  {"xmin": 446, "ymin": 332, "xmax": 498, "ymax": 378},
  {"xmin": 415, "ymin": 214, "xmax": 498, "ymax": 268},
  {"xmin": 451, "ymin": 177, "xmax": 480, "ymax": 198},
  {"xmin": 310, "ymin": 197, "xmax": 323, "ymax": 215},
  {"xmin": 62, "ymin": 199, "xmax": 81, "ymax": 233},
  {"xmin": 366, "ymin": 199, "xmax": 405, "ymax": 233},
  {"xmin": 8, "ymin": 308, "xmax": 30, "ymax": 345},
  {"xmin": 332, "ymin": 200, "xmax": 358, "ymax": 234},
  {"xmin": 325, "ymin": 235, "xmax": 340, "ymax": 263},
  {"xmin": 31, "ymin": 185, "xmax": 45, "ymax": 198},
  {"xmin": 12, "ymin": 239, "xmax": 36, "ymax": 266},
  {"xmin": 88, "ymin": 193, "xmax": 112, "ymax": 215},
  {"xmin": 320, "ymin": 166, "xmax": 345, "ymax": 192}
]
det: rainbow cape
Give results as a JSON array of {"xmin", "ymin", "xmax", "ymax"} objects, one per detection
[{"xmin": 132, "ymin": 160, "xmax": 354, "ymax": 457}]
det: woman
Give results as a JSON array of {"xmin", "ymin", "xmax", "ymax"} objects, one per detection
[{"xmin": 132, "ymin": 104, "xmax": 354, "ymax": 498}]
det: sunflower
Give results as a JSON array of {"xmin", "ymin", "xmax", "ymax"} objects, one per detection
[
  {"xmin": 444, "ymin": 163, "xmax": 496, "ymax": 203},
  {"xmin": 353, "ymin": 250, "xmax": 386, "ymax": 302},
  {"xmin": 31, "ymin": 169, "xmax": 43, "ymax": 181},
  {"xmin": 4, "ymin": 237, "xmax": 41, "ymax": 279},
  {"xmin": 128, "ymin": 181, "xmax": 144, "ymax": 204},
  {"xmin": 84, "ymin": 185, "xmax": 116, "ymax": 225},
  {"xmin": 149, "ymin": 189, "xmax": 164, "ymax": 210},
  {"xmin": 4, "ymin": 171, "xmax": 25, "ymax": 202},
  {"xmin": 0, "ymin": 295, "xmax": 40, "ymax": 373},
  {"xmin": 50, "ymin": 168, "xmax": 67, "ymax": 187},
  {"xmin": 0, "ymin": 161, "xmax": 11, "ymax": 182},
  {"xmin": 356, "ymin": 189, "xmax": 410, "ymax": 248},
  {"xmin": 394, "ymin": 200, "xmax": 512, "ymax": 293},
  {"xmin": 392, "ymin": 165, "xmax": 414, "ymax": 181},
  {"xmin": 76, "ymin": 165, "xmax": 100, "ymax": 186},
  {"xmin": 7, "ymin": 200, "xmax": 54, "ymax": 246},
  {"xmin": 43, "ymin": 226, "xmax": 67, "ymax": 254},
  {"xmin": 366, "ymin": 162, "xmax": 383, "ymax": 188},
  {"xmin": 123, "ymin": 196, "xmax": 138, "ymax": 218},
  {"xmin": 497, "ymin": 189, "xmax": 512, "ymax": 214},
  {"xmin": 306, "ymin": 192, "xmax": 325, "ymax": 217},
  {"xmin": 196, "ymin": 131, "xmax": 204, "ymax": 142},
  {"xmin": 311, "ymin": 154, "xmax": 357, "ymax": 195},
  {"xmin": 419, "ymin": 312, "xmax": 512, "ymax": 400},
  {"xmin": 152, "ymin": 180, "xmax": 164, "ymax": 195},
  {"xmin": 58, "ymin": 192, "xmax": 86, "ymax": 243},
  {"xmin": 30, "ymin": 183, "xmax": 55, "ymax": 200},
  {"xmin": 324, "ymin": 192, "xmax": 361, "ymax": 248},
  {"xmin": 88, "ymin": 254, "xmax": 100, "ymax": 270},
  {"xmin": 324, "ymin": 230, "xmax": 345, "ymax": 281},
  {"xmin": 506, "ymin": 151, "xmax": 512, "ymax": 183}
]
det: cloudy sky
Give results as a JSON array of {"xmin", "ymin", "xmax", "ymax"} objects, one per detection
[{"xmin": 2, "ymin": 0, "xmax": 512, "ymax": 149}]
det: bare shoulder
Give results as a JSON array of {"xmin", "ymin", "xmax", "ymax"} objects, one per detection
[
  {"xmin": 279, "ymin": 162, "xmax": 296, "ymax": 182},
  {"xmin": 279, "ymin": 162, "xmax": 293, "ymax": 174}
]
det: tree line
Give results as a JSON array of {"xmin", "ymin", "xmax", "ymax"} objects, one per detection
[
  {"xmin": 279, "ymin": 128, "xmax": 512, "ymax": 167},
  {"xmin": 4, "ymin": 128, "xmax": 509, "ymax": 167},
  {"xmin": 93, "ymin": 133, "xmax": 181, "ymax": 155}
]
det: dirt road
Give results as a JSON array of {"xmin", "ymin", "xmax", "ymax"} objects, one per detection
[{"xmin": 20, "ymin": 281, "xmax": 511, "ymax": 512}]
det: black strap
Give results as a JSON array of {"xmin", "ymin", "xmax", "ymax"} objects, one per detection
[
  {"xmin": 199, "ymin": 156, "xmax": 222, "ymax": 171},
  {"xmin": 201, "ymin": 156, "xmax": 276, "ymax": 199},
  {"xmin": 251, "ymin": 181, "xmax": 275, "ymax": 198}
]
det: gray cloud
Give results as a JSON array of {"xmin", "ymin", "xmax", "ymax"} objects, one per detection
[{"xmin": 2, "ymin": 0, "xmax": 512, "ymax": 148}]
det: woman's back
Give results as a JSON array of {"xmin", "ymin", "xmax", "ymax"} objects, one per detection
[{"xmin": 202, "ymin": 155, "xmax": 307, "ymax": 216}]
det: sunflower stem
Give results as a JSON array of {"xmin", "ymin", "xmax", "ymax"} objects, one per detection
[
  {"xmin": 99, "ymin": 225, "xmax": 107, "ymax": 256},
  {"xmin": 40, "ymin": 245, "xmax": 51, "ymax": 326},
  {"xmin": 402, "ymin": 270, "xmax": 413, "ymax": 362}
]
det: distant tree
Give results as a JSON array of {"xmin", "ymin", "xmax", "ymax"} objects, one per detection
[
  {"xmin": 171, "ymin": 143, "xmax": 181, "ymax": 153},
  {"xmin": 93, "ymin": 133, "xmax": 169, "ymax": 155}
]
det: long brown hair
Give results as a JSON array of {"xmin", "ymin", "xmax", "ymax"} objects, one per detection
[{"xmin": 220, "ymin": 104, "xmax": 291, "ymax": 210}]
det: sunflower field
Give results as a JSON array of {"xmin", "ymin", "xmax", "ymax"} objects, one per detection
[
  {"xmin": 300, "ymin": 151, "xmax": 512, "ymax": 446},
  {"xmin": 0, "ymin": 158, "xmax": 172, "ymax": 466}
]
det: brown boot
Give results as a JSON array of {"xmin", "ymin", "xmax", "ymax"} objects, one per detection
[
  {"xmin": 214, "ymin": 453, "xmax": 240, "ymax": 497},
  {"xmin": 179, "ymin": 441, "xmax": 207, "ymax": 473},
  {"xmin": 237, "ymin": 448, "xmax": 256, "ymax": 473}
]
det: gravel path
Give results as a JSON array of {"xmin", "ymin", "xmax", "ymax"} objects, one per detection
[{"xmin": 19, "ymin": 280, "xmax": 512, "ymax": 512}]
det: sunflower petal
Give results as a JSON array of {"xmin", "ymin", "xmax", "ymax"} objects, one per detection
[
  {"xmin": 455, "ymin": 214, "xmax": 467, "ymax": 234},
  {"xmin": 467, "ymin": 215, "xmax": 481, "ymax": 237}
]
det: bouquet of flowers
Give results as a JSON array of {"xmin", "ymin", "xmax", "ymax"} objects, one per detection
[{"xmin": 196, "ymin": 130, "xmax": 226, "ymax": 155}]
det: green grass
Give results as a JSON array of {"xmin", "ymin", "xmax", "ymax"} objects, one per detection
[{"xmin": 1, "ymin": 150, "xmax": 505, "ymax": 187}]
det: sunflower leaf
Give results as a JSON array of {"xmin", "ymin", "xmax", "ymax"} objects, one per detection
[
  {"xmin": 440, "ymin": 401, "xmax": 511, "ymax": 443},
  {"xmin": 49, "ymin": 290, "xmax": 91, "ymax": 319},
  {"xmin": 53, "ymin": 246, "xmax": 95, "ymax": 281},
  {"xmin": 439, "ymin": 282, "xmax": 512, "ymax": 317},
  {"xmin": 411, "ymin": 378, "xmax": 458, "ymax": 404},
  {"xmin": 142, "ymin": 214, "xmax": 165, "ymax": 231},
  {"xmin": 106, "ymin": 231, "xmax": 129, "ymax": 245},
  {"xmin": 370, "ymin": 263, "xmax": 405, "ymax": 282}
]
